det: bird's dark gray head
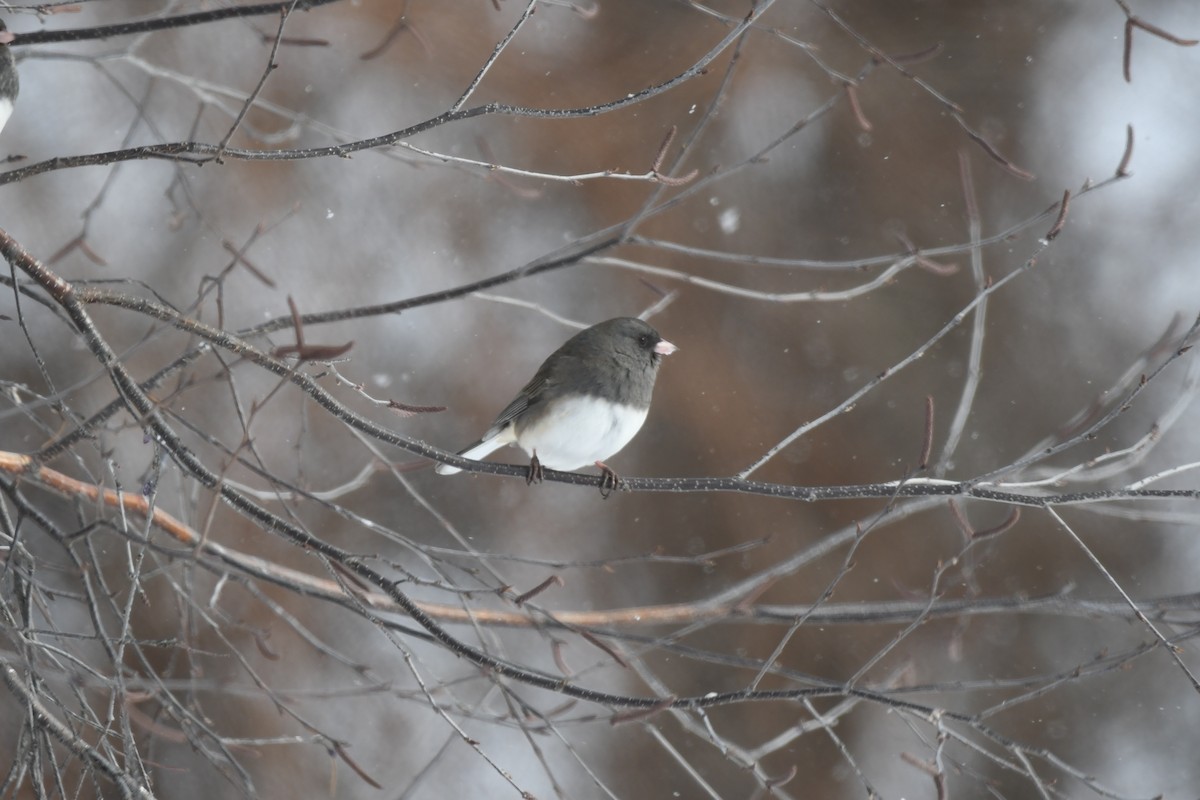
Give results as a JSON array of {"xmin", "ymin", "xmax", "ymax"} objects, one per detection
[
  {"xmin": 544, "ymin": 317, "xmax": 677, "ymax": 406},
  {"xmin": 568, "ymin": 317, "xmax": 677, "ymax": 366},
  {"xmin": 611, "ymin": 317, "xmax": 672, "ymax": 356}
]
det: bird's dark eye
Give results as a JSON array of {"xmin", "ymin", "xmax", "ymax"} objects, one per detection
[{"xmin": 638, "ymin": 333, "xmax": 653, "ymax": 348}]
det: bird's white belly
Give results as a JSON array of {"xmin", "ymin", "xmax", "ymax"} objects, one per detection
[{"xmin": 515, "ymin": 395, "xmax": 648, "ymax": 470}]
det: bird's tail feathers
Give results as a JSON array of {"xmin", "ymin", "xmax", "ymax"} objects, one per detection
[{"xmin": 434, "ymin": 434, "xmax": 509, "ymax": 475}]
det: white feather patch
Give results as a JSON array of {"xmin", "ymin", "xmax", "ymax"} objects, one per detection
[{"xmin": 515, "ymin": 396, "xmax": 648, "ymax": 471}]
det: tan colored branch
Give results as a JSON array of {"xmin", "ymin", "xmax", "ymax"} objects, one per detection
[{"xmin": 0, "ymin": 450, "xmax": 715, "ymax": 629}]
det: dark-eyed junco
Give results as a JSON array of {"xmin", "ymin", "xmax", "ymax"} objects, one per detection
[
  {"xmin": 436, "ymin": 317, "xmax": 677, "ymax": 494},
  {"xmin": 0, "ymin": 21, "xmax": 17, "ymax": 135}
]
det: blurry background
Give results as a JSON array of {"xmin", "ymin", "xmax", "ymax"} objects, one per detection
[{"xmin": 2, "ymin": 1, "xmax": 1200, "ymax": 797}]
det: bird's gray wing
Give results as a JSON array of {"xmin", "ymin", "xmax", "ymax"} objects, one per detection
[{"xmin": 484, "ymin": 371, "xmax": 550, "ymax": 437}]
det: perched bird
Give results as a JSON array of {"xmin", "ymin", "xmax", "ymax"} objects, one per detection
[
  {"xmin": 436, "ymin": 317, "xmax": 677, "ymax": 494},
  {"xmin": 0, "ymin": 20, "xmax": 16, "ymax": 135}
]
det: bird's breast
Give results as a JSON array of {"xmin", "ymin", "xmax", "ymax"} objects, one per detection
[{"xmin": 512, "ymin": 394, "xmax": 649, "ymax": 471}]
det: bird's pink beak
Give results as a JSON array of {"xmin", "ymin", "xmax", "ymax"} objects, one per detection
[{"xmin": 655, "ymin": 339, "xmax": 678, "ymax": 356}]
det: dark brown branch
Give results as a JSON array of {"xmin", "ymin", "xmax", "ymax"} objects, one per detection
[
  {"xmin": 919, "ymin": 396, "xmax": 935, "ymax": 469},
  {"xmin": 8, "ymin": 0, "xmax": 344, "ymax": 46},
  {"xmin": 1117, "ymin": 124, "xmax": 1135, "ymax": 177},
  {"xmin": 1116, "ymin": 1, "xmax": 1198, "ymax": 82},
  {"xmin": 1046, "ymin": 190, "xmax": 1071, "ymax": 240},
  {"xmin": 0, "ymin": 2, "xmax": 773, "ymax": 186}
]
